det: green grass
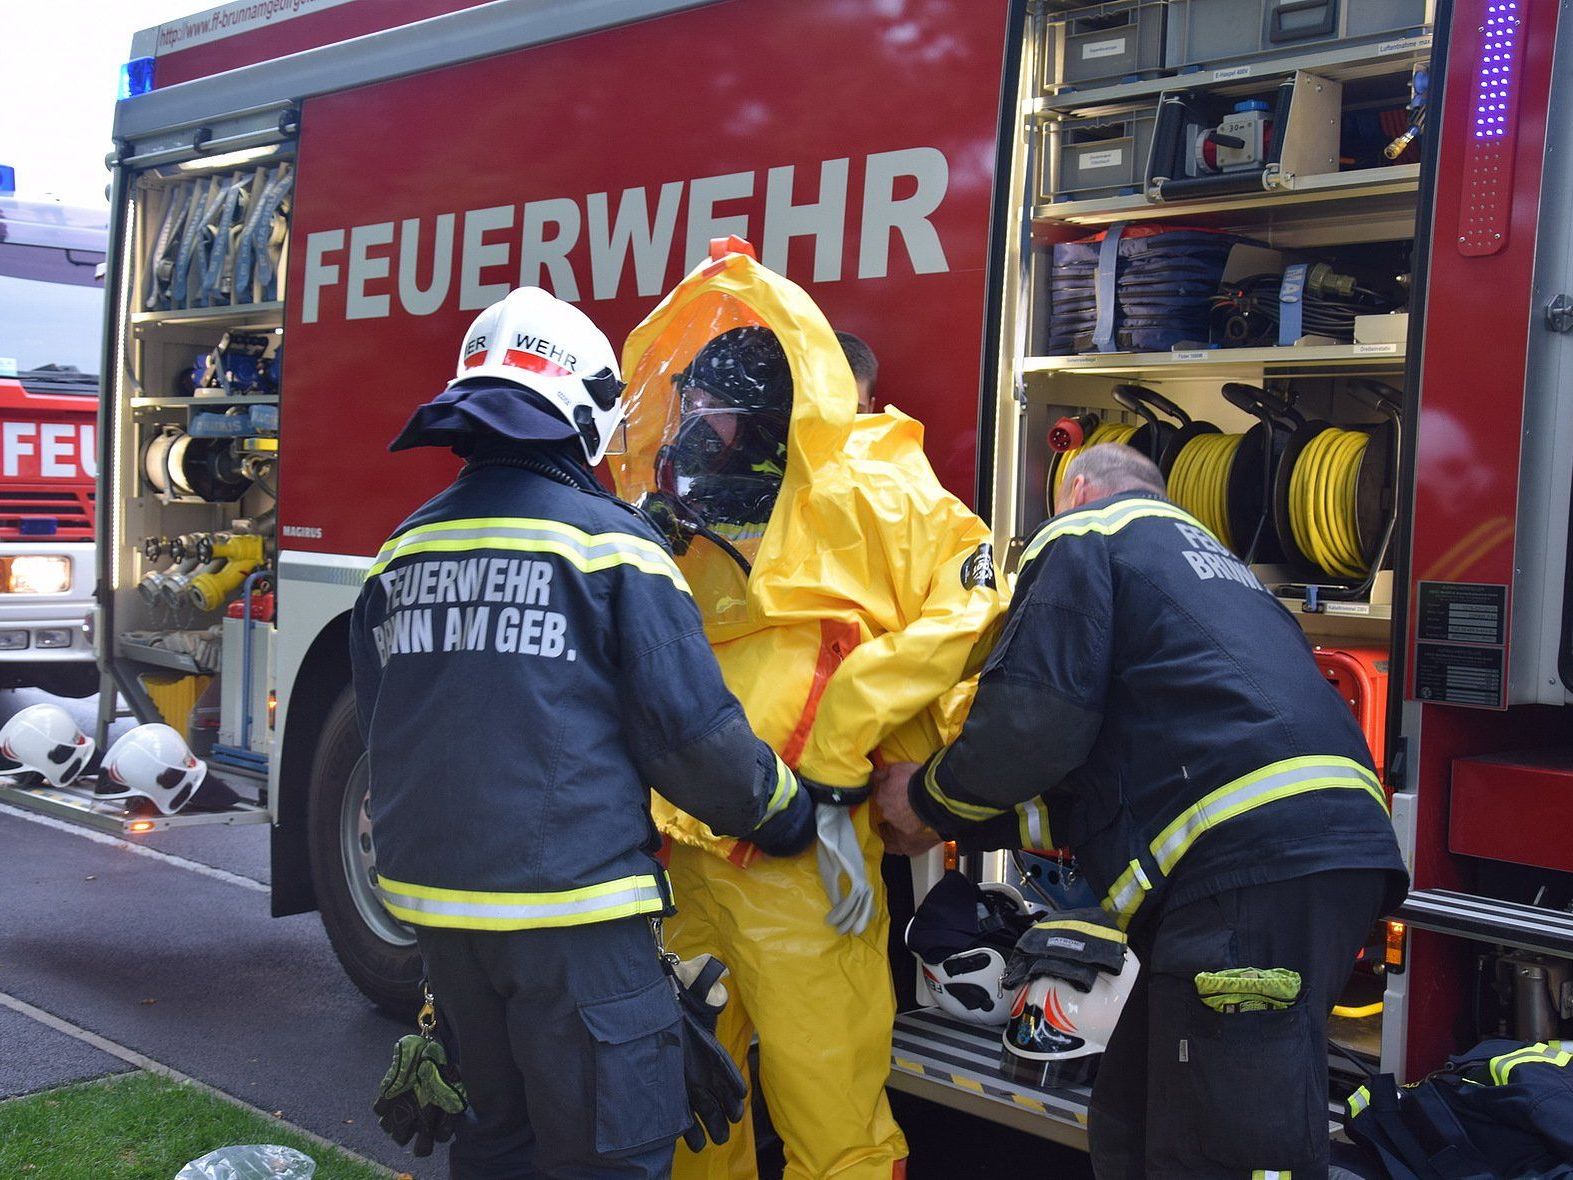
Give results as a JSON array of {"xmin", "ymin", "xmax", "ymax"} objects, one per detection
[{"xmin": 0, "ymin": 1072, "xmax": 397, "ymax": 1180}]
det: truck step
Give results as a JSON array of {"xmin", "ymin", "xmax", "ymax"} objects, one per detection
[
  {"xmin": 1400, "ymin": 889, "xmax": 1573, "ymax": 958},
  {"xmin": 889, "ymin": 1009, "xmax": 1091, "ymax": 1147},
  {"xmin": 0, "ymin": 779, "xmax": 270, "ymax": 837}
]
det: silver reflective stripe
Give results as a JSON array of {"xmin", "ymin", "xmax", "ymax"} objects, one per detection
[
  {"xmin": 1020, "ymin": 498, "xmax": 1200, "ymax": 567},
  {"xmin": 377, "ymin": 523, "xmax": 667, "ymax": 567},
  {"xmin": 379, "ymin": 879, "xmax": 666, "ymax": 925},
  {"xmin": 1019, "ymin": 798, "xmax": 1049, "ymax": 848},
  {"xmin": 1150, "ymin": 762, "xmax": 1382, "ymax": 875}
]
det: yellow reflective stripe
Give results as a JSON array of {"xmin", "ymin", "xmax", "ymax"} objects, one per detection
[
  {"xmin": 367, "ymin": 516, "xmax": 688, "ymax": 592},
  {"xmin": 922, "ymin": 748, "xmax": 1008, "ymax": 823},
  {"xmin": 1489, "ymin": 1042, "xmax": 1573, "ymax": 1086},
  {"xmin": 1029, "ymin": 918, "xmax": 1126, "ymax": 944},
  {"xmin": 1103, "ymin": 859, "xmax": 1153, "ymax": 930},
  {"xmin": 1251, "ymin": 1172, "xmax": 1291, "ymax": 1179},
  {"xmin": 377, "ymin": 872, "xmax": 668, "ymax": 930},
  {"xmin": 1149, "ymin": 756, "xmax": 1388, "ymax": 876},
  {"xmin": 1347, "ymin": 1085, "xmax": 1371, "ymax": 1118},
  {"xmin": 1020, "ymin": 498, "xmax": 1203, "ymax": 568},
  {"xmin": 762, "ymin": 753, "xmax": 796, "ymax": 821},
  {"xmin": 1017, "ymin": 797, "xmax": 1052, "ymax": 849}
]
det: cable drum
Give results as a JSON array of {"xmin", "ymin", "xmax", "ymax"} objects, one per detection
[
  {"xmin": 1168, "ymin": 432, "xmax": 1243, "ymax": 551},
  {"xmin": 1288, "ymin": 427, "xmax": 1370, "ymax": 578}
]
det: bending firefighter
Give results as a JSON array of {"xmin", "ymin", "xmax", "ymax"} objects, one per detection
[
  {"xmin": 350, "ymin": 287, "xmax": 815, "ymax": 1178},
  {"xmin": 876, "ymin": 444, "xmax": 1408, "ymax": 1179},
  {"xmin": 611, "ymin": 243, "xmax": 1007, "ymax": 1179}
]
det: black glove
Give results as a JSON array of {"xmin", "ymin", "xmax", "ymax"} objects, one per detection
[
  {"xmin": 1003, "ymin": 908, "xmax": 1126, "ymax": 993},
  {"xmin": 669, "ymin": 953, "xmax": 747, "ymax": 1151}
]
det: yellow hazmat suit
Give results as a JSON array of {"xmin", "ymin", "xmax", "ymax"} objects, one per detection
[{"xmin": 612, "ymin": 244, "xmax": 1007, "ymax": 1179}]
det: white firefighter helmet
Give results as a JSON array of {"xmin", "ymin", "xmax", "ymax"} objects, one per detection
[
  {"xmin": 97, "ymin": 723, "xmax": 207, "ymax": 815},
  {"xmin": 907, "ymin": 877, "xmax": 1040, "ymax": 1027},
  {"xmin": 0, "ymin": 703, "xmax": 94, "ymax": 787},
  {"xmin": 1002, "ymin": 951, "xmax": 1139, "ymax": 1087},
  {"xmin": 448, "ymin": 286, "xmax": 626, "ymax": 465}
]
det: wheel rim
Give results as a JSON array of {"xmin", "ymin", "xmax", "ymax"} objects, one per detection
[{"xmin": 340, "ymin": 753, "xmax": 417, "ymax": 948}]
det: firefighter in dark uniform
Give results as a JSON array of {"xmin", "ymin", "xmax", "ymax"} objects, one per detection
[
  {"xmin": 351, "ymin": 287, "xmax": 815, "ymax": 1179},
  {"xmin": 875, "ymin": 443, "xmax": 1409, "ymax": 1179}
]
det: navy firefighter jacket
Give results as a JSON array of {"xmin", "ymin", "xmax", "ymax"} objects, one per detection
[
  {"xmin": 910, "ymin": 492, "xmax": 1408, "ymax": 931},
  {"xmin": 350, "ymin": 454, "xmax": 807, "ymax": 932}
]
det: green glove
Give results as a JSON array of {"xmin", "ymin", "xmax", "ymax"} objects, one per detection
[
  {"xmin": 1194, "ymin": 966, "xmax": 1302, "ymax": 1012},
  {"xmin": 373, "ymin": 1034, "xmax": 468, "ymax": 1157},
  {"xmin": 411, "ymin": 1040, "xmax": 468, "ymax": 1115}
]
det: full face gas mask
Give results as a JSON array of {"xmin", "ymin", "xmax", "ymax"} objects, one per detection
[{"xmin": 644, "ymin": 326, "xmax": 792, "ymax": 569}]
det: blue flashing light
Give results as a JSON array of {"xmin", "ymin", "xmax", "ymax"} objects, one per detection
[
  {"xmin": 118, "ymin": 56, "xmax": 156, "ymax": 101},
  {"xmin": 1472, "ymin": 3, "xmax": 1522, "ymax": 140},
  {"xmin": 0, "ymin": 165, "xmax": 14, "ymax": 195}
]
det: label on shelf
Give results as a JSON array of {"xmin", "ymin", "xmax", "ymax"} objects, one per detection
[
  {"xmin": 1213, "ymin": 65, "xmax": 1253, "ymax": 83},
  {"xmin": 1078, "ymin": 148, "xmax": 1124, "ymax": 171},
  {"xmin": 1081, "ymin": 37, "xmax": 1127, "ymax": 61},
  {"xmin": 1377, "ymin": 34, "xmax": 1433, "ymax": 56},
  {"xmin": 1172, "ymin": 350, "xmax": 1210, "ymax": 362},
  {"xmin": 1353, "ymin": 343, "xmax": 1401, "ymax": 356}
]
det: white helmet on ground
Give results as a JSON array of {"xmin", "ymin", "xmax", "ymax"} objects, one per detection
[
  {"xmin": 97, "ymin": 723, "xmax": 207, "ymax": 815},
  {"xmin": 906, "ymin": 874, "xmax": 1041, "ymax": 1027},
  {"xmin": 449, "ymin": 287, "xmax": 626, "ymax": 465},
  {"xmin": 0, "ymin": 704, "xmax": 94, "ymax": 787},
  {"xmin": 1002, "ymin": 951, "xmax": 1139, "ymax": 1088}
]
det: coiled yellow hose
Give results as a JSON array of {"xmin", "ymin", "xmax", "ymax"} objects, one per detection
[
  {"xmin": 1052, "ymin": 421, "xmax": 1139, "ymax": 501},
  {"xmin": 1169, "ymin": 432, "xmax": 1243, "ymax": 551},
  {"xmin": 1289, "ymin": 427, "xmax": 1370, "ymax": 578}
]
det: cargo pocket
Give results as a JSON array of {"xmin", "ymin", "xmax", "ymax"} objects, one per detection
[
  {"xmin": 1151, "ymin": 976, "xmax": 1322, "ymax": 1171},
  {"xmin": 577, "ymin": 975, "xmax": 689, "ymax": 1155}
]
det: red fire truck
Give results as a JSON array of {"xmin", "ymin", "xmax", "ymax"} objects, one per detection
[
  {"xmin": 3, "ymin": 0, "xmax": 1565, "ymax": 1150},
  {"xmin": 0, "ymin": 195, "xmax": 104, "ymax": 696}
]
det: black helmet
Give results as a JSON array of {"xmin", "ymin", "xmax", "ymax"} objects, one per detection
[{"xmin": 676, "ymin": 327, "xmax": 793, "ymax": 414}]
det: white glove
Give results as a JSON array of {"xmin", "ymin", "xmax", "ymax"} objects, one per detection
[{"xmin": 814, "ymin": 806, "xmax": 874, "ymax": 937}]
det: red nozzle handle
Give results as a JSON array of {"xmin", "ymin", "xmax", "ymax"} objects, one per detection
[{"xmin": 710, "ymin": 235, "xmax": 757, "ymax": 261}]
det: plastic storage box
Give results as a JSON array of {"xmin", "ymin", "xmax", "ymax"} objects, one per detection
[
  {"xmin": 1043, "ymin": 106, "xmax": 1157, "ymax": 202},
  {"xmin": 1166, "ymin": 0, "xmax": 1429, "ymax": 73},
  {"xmin": 1049, "ymin": 1, "xmax": 1167, "ymax": 90}
]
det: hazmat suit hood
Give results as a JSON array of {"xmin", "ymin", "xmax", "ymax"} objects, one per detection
[{"xmin": 613, "ymin": 242, "xmax": 1007, "ymax": 862}]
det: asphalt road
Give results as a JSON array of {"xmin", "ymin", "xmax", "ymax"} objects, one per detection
[{"xmin": 0, "ymin": 689, "xmax": 1092, "ymax": 1179}]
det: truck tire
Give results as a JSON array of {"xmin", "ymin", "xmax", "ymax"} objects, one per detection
[{"xmin": 307, "ymin": 686, "xmax": 422, "ymax": 1015}]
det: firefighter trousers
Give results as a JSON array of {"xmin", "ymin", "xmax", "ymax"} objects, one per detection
[
  {"xmin": 416, "ymin": 918, "xmax": 689, "ymax": 1180},
  {"xmin": 665, "ymin": 810, "xmax": 908, "ymax": 1180},
  {"xmin": 1087, "ymin": 868, "xmax": 1397, "ymax": 1180}
]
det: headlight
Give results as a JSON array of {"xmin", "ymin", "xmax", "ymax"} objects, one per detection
[{"xmin": 3, "ymin": 555, "xmax": 72, "ymax": 595}]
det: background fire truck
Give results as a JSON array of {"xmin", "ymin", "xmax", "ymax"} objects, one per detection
[
  {"xmin": 0, "ymin": 191, "xmax": 104, "ymax": 697},
  {"xmin": 2, "ymin": 0, "xmax": 1565, "ymax": 1152}
]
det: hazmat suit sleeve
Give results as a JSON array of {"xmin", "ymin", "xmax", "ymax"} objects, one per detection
[
  {"xmin": 615, "ymin": 554, "xmax": 814, "ymax": 856},
  {"xmin": 795, "ymin": 475, "xmax": 1008, "ymax": 793},
  {"xmin": 907, "ymin": 531, "xmax": 1113, "ymax": 840}
]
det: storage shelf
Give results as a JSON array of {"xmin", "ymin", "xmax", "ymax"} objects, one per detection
[
  {"xmin": 131, "ymin": 302, "xmax": 284, "ymax": 329},
  {"xmin": 117, "ymin": 638, "xmax": 217, "ymax": 676},
  {"xmin": 0, "ymin": 780, "xmax": 268, "ymax": 836},
  {"xmin": 1024, "ymin": 342, "xmax": 1404, "ymax": 378},
  {"xmin": 1034, "ymin": 31, "xmax": 1434, "ymax": 114},
  {"xmin": 1035, "ymin": 165, "xmax": 1421, "ymax": 232},
  {"xmin": 132, "ymin": 395, "xmax": 280, "ymax": 408}
]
